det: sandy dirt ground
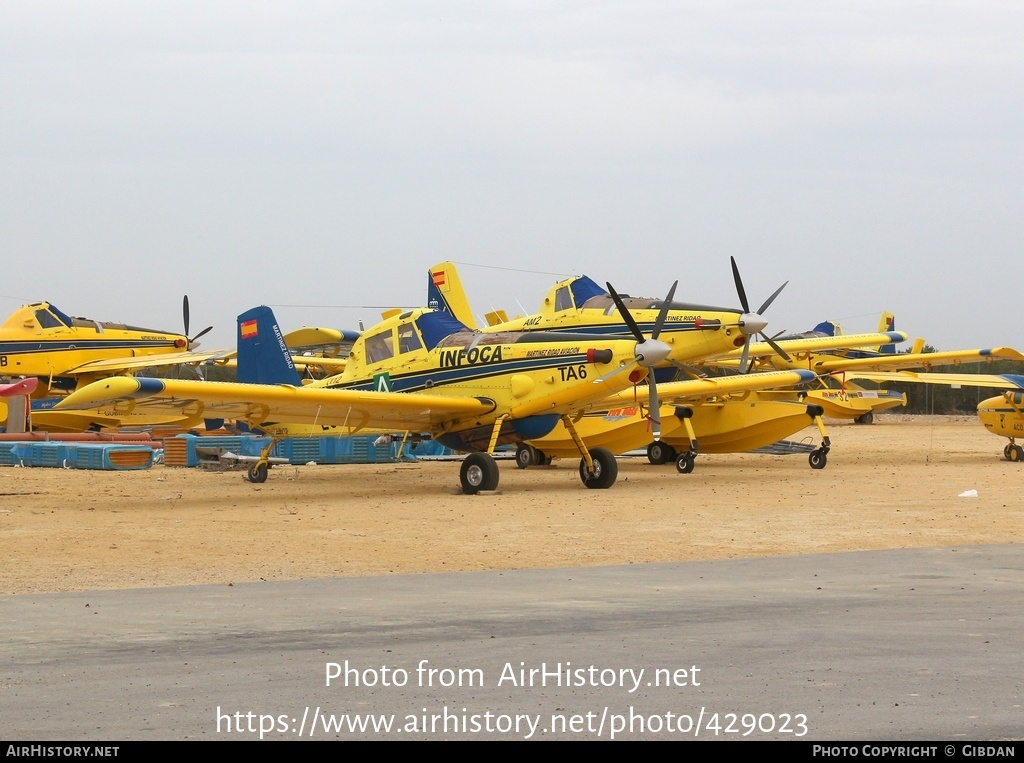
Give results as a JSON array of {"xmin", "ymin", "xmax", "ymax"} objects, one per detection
[{"xmin": 0, "ymin": 415, "xmax": 1019, "ymax": 595}]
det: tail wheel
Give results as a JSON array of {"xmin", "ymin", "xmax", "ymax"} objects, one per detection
[
  {"xmin": 809, "ymin": 450, "xmax": 828, "ymax": 470},
  {"xmin": 460, "ymin": 453, "xmax": 500, "ymax": 494},
  {"xmin": 579, "ymin": 448, "xmax": 618, "ymax": 489},
  {"xmin": 246, "ymin": 462, "xmax": 269, "ymax": 483},
  {"xmin": 647, "ymin": 441, "xmax": 677, "ymax": 465},
  {"xmin": 515, "ymin": 443, "xmax": 535, "ymax": 469}
]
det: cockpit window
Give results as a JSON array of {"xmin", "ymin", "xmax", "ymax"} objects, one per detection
[
  {"xmin": 364, "ymin": 330, "xmax": 395, "ymax": 363},
  {"xmin": 554, "ymin": 286, "xmax": 573, "ymax": 312},
  {"xmin": 35, "ymin": 309, "xmax": 65, "ymax": 329},
  {"xmin": 397, "ymin": 323, "xmax": 422, "ymax": 354}
]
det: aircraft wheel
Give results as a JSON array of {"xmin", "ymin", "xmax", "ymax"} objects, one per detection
[
  {"xmin": 537, "ymin": 451, "xmax": 553, "ymax": 466},
  {"xmin": 460, "ymin": 453, "xmax": 500, "ymax": 494},
  {"xmin": 1010, "ymin": 445, "xmax": 1024, "ymax": 463},
  {"xmin": 856, "ymin": 412, "xmax": 874, "ymax": 425},
  {"xmin": 675, "ymin": 453, "xmax": 695, "ymax": 474},
  {"xmin": 647, "ymin": 441, "xmax": 677, "ymax": 465},
  {"xmin": 579, "ymin": 448, "xmax": 618, "ymax": 489},
  {"xmin": 515, "ymin": 443, "xmax": 535, "ymax": 469},
  {"xmin": 809, "ymin": 450, "xmax": 828, "ymax": 470},
  {"xmin": 1004, "ymin": 444, "xmax": 1013, "ymax": 460},
  {"xmin": 246, "ymin": 462, "xmax": 269, "ymax": 484}
]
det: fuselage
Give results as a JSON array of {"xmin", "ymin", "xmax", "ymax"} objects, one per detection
[{"xmin": 0, "ymin": 302, "xmax": 187, "ymax": 384}]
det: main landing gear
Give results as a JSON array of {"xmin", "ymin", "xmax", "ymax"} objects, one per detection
[
  {"xmin": 579, "ymin": 447, "xmax": 617, "ymax": 489},
  {"xmin": 1004, "ymin": 441, "xmax": 1024, "ymax": 462},
  {"xmin": 460, "ymin": 452, "xmax": 500, "ymax": 494},
  {"xmin": 806, "ymin": 405, "xmax": 830, "ymax": 470},
  {"xmin": 515, "ymin": 443, "xmax": 552, "ymax": 469}
]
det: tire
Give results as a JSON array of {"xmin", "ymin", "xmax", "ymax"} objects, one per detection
[
  {"xmin": 1010, "ymin": 445, "xmax": 1024, "ymax": 463},
  {"xmin": 537, "ymin": 451, "xmax": 553, "ymax": 466},
  {"xmin": 1004, "ymin": 444, "xmax": 1013, "ymax": 460},
  {"xmin": 579, "ymin": 448, "xmax": 618, "ymax": 489},
  {"xmin": 515, "ymin": 443, "xmax": 535, "ymax": 469},
  {"xmin": 246, "ymin": 462, "xmax": 269, "ymax": 483},
  {"xmin": 856, "ymin": 412, "xmax": 874, "ymax": 425},
  {"xmin": 809, "ymin": 450, "xmax": 827, "ymax": 470},
  {"xmin": 675, "ymin": 453, "xmax": 695, "ymax": 474},
  {"xmin": 460, "ymin": 452, "xmax": 500, "ymax": 494},
  {"xmin": 647, "ymin": 441, "xmax": 676, "ymax": 465}
]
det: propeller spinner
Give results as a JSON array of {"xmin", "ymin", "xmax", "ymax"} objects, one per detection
[
  {"xmin": 729, "ymin": 256, "xmax": 791, "ymax": 372},
  {"xmin": 603, "ymin": 280, "xmax": 677, "ymax": 440}
]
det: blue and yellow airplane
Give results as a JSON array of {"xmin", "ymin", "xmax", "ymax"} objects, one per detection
[
  {"xmin": 425, "ymin": 262, "xmax": 914, "ymax": 471},
  {"xmin": 427, "ymin": 258, "xmax": 791, "ymax": 370},
  {"xmin": 54, "ymin": 293, "xmax": 693, "ymax": 492},
  {"xmin": 0, "ymin": 301, "xmax": 202, "ymax": 391}
]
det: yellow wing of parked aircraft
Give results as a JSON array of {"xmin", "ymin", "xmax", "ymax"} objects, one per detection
[
  {"xmin": 710, "ymin": 321, "xmax": 1024, "ymax": 423},
  {"xmin": 54, "ymin": 296, "xmax": 687, "ymax": 493},
  {"xmin": 841, "ymin": 370, "xmax": 1024, "ymax": 461}
]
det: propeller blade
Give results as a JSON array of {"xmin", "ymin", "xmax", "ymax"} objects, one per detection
[
  {"xmin": 730, "ymin": 256, "xmax": 750, "ymax": 314},
  {"xmin": 605, "ymin": 282, "xmax": 645, "ymax": 344},
  {"xmin": 762, "ymin": 332, "xmax": 792, "ymax": 362},
  {"xmin": 739, "ymin": 340, "xmax": 751, "ymax": 374},
  {"xmin": 189, "ymin": 325, "xmax": 213, "ymax": 349},
  {"xmin": 757, "ymin": 280, "xmax": 789, "ymax": 316},
  {"xmin": 593, "ymin": 358, "xmax": 637, "ymax": 385},
  {"xmin": 182, "ymin": 295, "xmax": 190, "ymax": 337},
  {"xmin": 651, "ymin": 280, "xmax": 678, "ymax": 341},
  {"xmin": 648, "ymin": 377, "xmax": 661, "ymax": 440}
]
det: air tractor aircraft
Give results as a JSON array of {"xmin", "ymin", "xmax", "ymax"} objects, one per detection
[
  {"xmin": 424, "ymin": 261, "xmax": 913, "ymax": 472},
  {"xmin": 0, "ymin": 300, "xmax": 206, "ymax": 391},
  {"xmin": 55, "ymin": 288, "xmax": 698, "ymax": 493}
]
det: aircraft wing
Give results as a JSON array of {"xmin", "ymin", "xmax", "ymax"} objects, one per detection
[
  {"xmin": 595, "ymin": 369, "xmax": 816, "ymax": 408},
  {"xmin": 52, "ymin": 376, "xmax": 497, "ymax": 432},
  {"xmin": 715, "ymin": 331, "xmax": 908, "ymax": 364},
  {"xmin": 65, "ymin": 349, "xmax": 238, "ymax": 374},
  {"xmin": 813, "ymin": 347, "xmax": 1024, "ymax": 374},
  {"xmin": 282, "ymin": 326, "xmax": 359, "ymax": 352},
  {"xmin": 843, "ymin": 371, "xmax": 1024, "ymax": 390}
]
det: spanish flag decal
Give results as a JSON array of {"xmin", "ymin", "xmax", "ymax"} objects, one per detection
[
  {"xmin": 431, "ymin": 270, "xmax": 446, "ymax": 288},
  {"xmin": 240, "ymin": 319, "xmax": 258, "ymax": 339}
]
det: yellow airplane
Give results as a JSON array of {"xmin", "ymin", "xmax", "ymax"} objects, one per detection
[
  {"xmin": 54, "ymin": 297, "xmax": 691, "ymax": 492},
  {"xmin": 0, "ymin": 300, "xmax": 206, "ymax": 392},
  {"xmin": 840, "ymin": 370, "xmax": 1024, "ymax": 461},
  {"xmin": 427, "ymin": 258, "xmax": 791, "ymax": 371},
  {"xmin": 427, "ymin": 262, "xmax": 912, "ymax": 470}
]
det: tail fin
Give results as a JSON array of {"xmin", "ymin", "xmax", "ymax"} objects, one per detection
[
  {"xmin": 236, "ymin": 306, "xmax": 302, "ymax": 385},
  {"xmin": 877, "ymin": 312, "xmax": 896, "ymax": 354},
  {"xmin": 427, "ymin": 262, "xmax": 478, "ymax": 329}
]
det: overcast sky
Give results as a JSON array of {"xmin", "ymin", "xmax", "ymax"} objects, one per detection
[{"xmin": 1, "ymin": 1, "xmax": 1021, "ymax": 351}]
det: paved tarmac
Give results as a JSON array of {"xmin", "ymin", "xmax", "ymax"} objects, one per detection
[{"xmin": 2, "ymin": 544, "xmax": 1021, "ymax": 740}]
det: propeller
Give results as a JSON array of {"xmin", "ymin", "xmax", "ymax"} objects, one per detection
[
  {"xmin": 601, "ymin": 280, "xmax": 676, "ymax": 440},
  {"xmin": 182, "ymin": 295, "xmax": 213, "ymax": 350},
  {"xmin": 730, "ymin": 256, "xmax": 790, "ymax": 372}
]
